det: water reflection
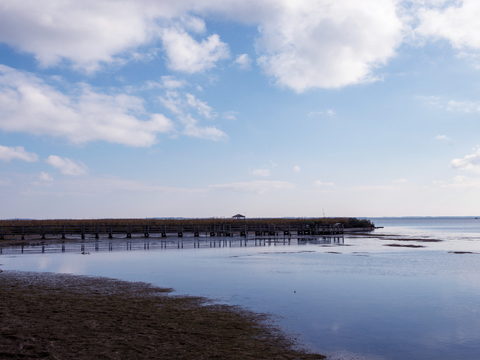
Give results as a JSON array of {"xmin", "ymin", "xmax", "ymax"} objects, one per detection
[
  {"xmin": 298, "ymin": 236, "xmax": 344, "ymax": 245},
  {"xmin": 0, "ymin": 235, "xmax": 344, "ymax": 255},
  {"xmin": 2, "ymin": 227, "xmax": 480, "ymax": 360}
]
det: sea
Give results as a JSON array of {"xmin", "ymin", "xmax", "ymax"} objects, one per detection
[{"xmin": 1, "ymin": 217, "xmax": 480, "ymax": 360}]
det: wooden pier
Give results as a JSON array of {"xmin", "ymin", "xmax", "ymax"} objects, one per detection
[{"xmin": 0, "ymin": 223, "xmax": 343, "ymax": 240}]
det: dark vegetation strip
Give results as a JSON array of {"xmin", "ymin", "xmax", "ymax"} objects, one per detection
[
  {"xmin": 380, "ymin": 238, "xmax": 442, "ymax": 242},
  {"xmin": 448, "ymin": 251, "xmax": 479, "ymax": 254},
  {"xmin": 384, "ymin": 244, "xmax": 426, "ymax": 248},
  {"xmin": 350, "ymin": 233, "xmax": 443, "ymax": 242},
  {"xmin": 0, "ymin": 271, "xmax": 325, "ymax": 360},
  {"xmin": 0, "ymin": 217, "xmax": 373, "ymax": 229}
]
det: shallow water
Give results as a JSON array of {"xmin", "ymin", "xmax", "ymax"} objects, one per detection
[{"xmin": 1, "ymin": 218, "xmax": 480, "ymax": 360}]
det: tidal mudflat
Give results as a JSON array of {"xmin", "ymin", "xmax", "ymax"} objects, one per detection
[
  {"xmin": 2, "ymin": 218, "xmax": 480, "ymax": 360},
  {"xmin": 0, "ymin": 270, "xmax": 325, "ymax": 359}
]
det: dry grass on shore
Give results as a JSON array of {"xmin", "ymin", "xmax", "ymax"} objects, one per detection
[{"xmin": 0, "ymin": 271, "xmax": 325, "ymax": 360}]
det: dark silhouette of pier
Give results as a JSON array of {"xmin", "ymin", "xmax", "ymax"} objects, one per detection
[{"xmin": 0, "ymin": 223, "xmax": 343, "ymax": 240}]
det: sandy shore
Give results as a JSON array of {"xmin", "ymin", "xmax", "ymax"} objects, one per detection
[{"xmin": 0, "ymin": 270, "xmax": 325, "ymax": 359}]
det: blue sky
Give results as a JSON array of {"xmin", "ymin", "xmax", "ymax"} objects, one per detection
[{"xmin": 1, "ymin": 0, "xmax": 480, "ymax": 218}]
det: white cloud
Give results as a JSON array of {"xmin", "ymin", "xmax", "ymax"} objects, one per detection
[
  {"xmin": 313, "ymin": 180, "xmax": 335, "ymax": 187},
  {"xmin": 0, "ymin": 0, "xmax": 157, "ymax": 72},
  {"xmin": 186, "ymin": 93, "xmax": 217, "ymax": 118},
  {"xmin": 430, "ymin": 175, "xmax": 480, "ymax": 189},
  {"xmin": 159, "ymin": 90, "xmax": 183, "ymax": 115},
  {"xmin": 39, "ymin": 172, "xmax": 54, "ymax": 181},
  {"xmin": 16, "ymin": 1, "xmax": 480, "ymax": 93},
  {"xmin": 234, "ymin": 54, "xmax": 252, "ymax": 69},
  {"xmin": 351, "ymin": 185, "xmax": 397, "ymax": 191},
  {"xmin": 60, "ymin": 175, "xmax": 206, "ymax": 195},
  {"xmin": 160, "ymin": 76, "xmax": 186, "ymax": 89},
  {"xmin": 12, "ymin": 173, "xmax": 207, "ymax": 197},
  {"xmin": 128, "ymin": 76, "xmax": 186, "ymax": 92},
  {"xmin": 419, "ymin": 96, "xmax": 480, "ymax": 115},
  {"xmin": 308, "ymin": 109, "xmax": 336, "ymax": 117},
  {"xmin": 416, "ymin": 1, "xmax": 480, "ymax": 50},
  {"xmin": 0, "ymin": 1, "xmax": 233, "ymax": 73},
  {"xmin": 45, "ymin": 155, "xmax": 87, "ymax": 176},
  {"xmin": 446, "ymin": 100, "xmax": 480, "ymax": 113},
  {"xmin": 256, "ymin": 0, "xmax": 403, "ymax": 92},
  {"xmin": 0, "ymin": 145, "xmax": 38, "ymax": 162},
  {"xmin": 178, "ymin": 15, "xmax": 208, "ymax": 34},
  {"xmin": 456, "ymin": 51, "xmax": 480, "ymax": 70},
  {"xmin": 435, "ymin": 134, "xmax": 455, "ymax": 145},
  {"xmin": 160, "ymin": 27, "xmax": 230, "ymax": 73},
  {"xmin": 250, "ymin": 162, "xmax": 279, "ymax": 177},
  {"xmin": 417, "ymin": 95, "xmax": 442, "ymax": 107},
  {"xmin": 210, "ymin": 180, "xmax": 295, "ymax": 194},
  {"xmin": 430, "ymin": 174, "xmax": 480, "ymax": 189},
  {"xmin": 251, "ymin": 169, "xmax": 271, "ymax": 177},
  {"xmin": 180, "ymin": 114, "xmax": 228, "ymax": 141},
  {"xmin": 450, "ymin": 149, "xmax": 480, "ymax": 173},
  {"xmin": 0, "ymin": 65, "xmax": 175, "ymax": 147},
  {"xmin": 294, "ymin": 165, "xmax": 301, "ymax": 173},
  {"xmin": 393, "ymin": 179, "xmax": 408, "ymax": 183},
  {"xmin": 0, "ymin": 0, "xmax": 405, "ymax": 91},
  {"xmin": 222, "ymin": 111, "xmax": 238, "ymax": 120},
  {"xmin": 159, "ymin": 91, "xmax": 227, "ymax": 141}
]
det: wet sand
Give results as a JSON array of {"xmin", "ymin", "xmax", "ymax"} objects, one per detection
[{"xmin": 0, "ymin": 270, "xmax": 325, "ymax": 359}]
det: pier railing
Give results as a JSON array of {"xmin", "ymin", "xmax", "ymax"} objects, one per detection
[{"xmin": 0, "ymin": 223, "xmax": 343, "ymax": 240}]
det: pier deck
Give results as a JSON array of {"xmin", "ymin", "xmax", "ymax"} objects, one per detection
[{"xmin": 0, "ymin": 223, "xmax": 343, "ymax": 240}]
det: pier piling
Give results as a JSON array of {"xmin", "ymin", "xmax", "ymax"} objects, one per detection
[{"xmin": 0, "ymin": 222, "xmax": 344, "ymax": 240}]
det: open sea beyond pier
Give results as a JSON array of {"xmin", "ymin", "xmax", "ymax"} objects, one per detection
[{"xmin": 1, "ymin": 217, "xmax": 480, "ymax": 360}]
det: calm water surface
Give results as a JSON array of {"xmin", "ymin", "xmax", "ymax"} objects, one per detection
[{"xmin": 1, "ymin": 217, "xmax": 480, "ymax": 360}]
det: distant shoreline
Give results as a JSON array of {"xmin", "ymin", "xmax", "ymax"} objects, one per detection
[{"xmin": 0, "ymin": 217, "xmax": 374, "ymax": 228}]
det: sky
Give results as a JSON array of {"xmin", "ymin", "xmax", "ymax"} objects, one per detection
[{"xmin": 1, "ymin": 0, "xmax": 480, "ymax": 219}]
